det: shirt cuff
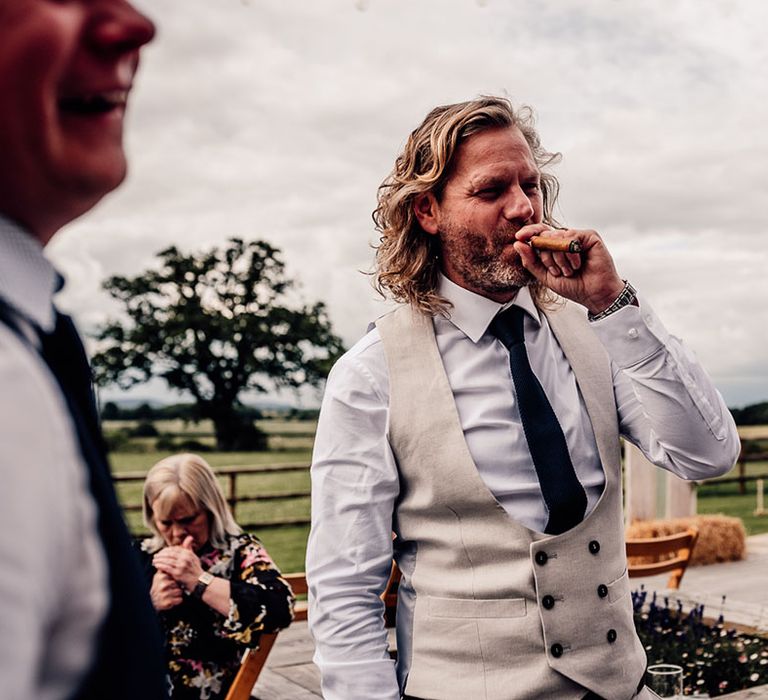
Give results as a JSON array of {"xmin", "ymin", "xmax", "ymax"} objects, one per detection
[
  {"xmin": 314, "ymin": 655, "xmax": 401, "ymax": 700},
  {"xmin": 589, "ymin": 296, "xmax": 671, "ymax": 368}
]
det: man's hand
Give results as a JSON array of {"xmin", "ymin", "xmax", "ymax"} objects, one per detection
[
  {"xmin": 152, "ymin": 536, "xmax": 204, "ymax": 593},
  {"xmin": 513, "ymin": 224, "xmax": 625, "ymax": 315},
  {"xmin": 150, "ymin": 570, "xmax": 183, "ymax": 611}
]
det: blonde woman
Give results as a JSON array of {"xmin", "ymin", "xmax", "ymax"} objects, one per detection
[{"xmin": 140, "ymin": 453, "xmax": 294, "ymax": 700}]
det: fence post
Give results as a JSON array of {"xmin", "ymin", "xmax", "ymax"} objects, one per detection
[
  {"xmin": 739, "ymin": 455, "xmax": 747, "ymax": 495},
  {"xmin": 229, "ymin": 472, "xmax": 238, "ymax": 521},
  {"xmin": 755, "ymin": 479, "xmax": 766, "ymax": 516}
]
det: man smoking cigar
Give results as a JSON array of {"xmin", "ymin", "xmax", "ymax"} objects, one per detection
[{"xmin": 306, "ymin": 96, "xmax": 739, "ymax": 700}]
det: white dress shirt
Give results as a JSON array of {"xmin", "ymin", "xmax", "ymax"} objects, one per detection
[
  {"xmin": 307, "ymin": 274, "xmax": 739, "ymax": 700},
  {"xmin": 0, "ymin": 215, "xmax": 108, "ymax": 700}
]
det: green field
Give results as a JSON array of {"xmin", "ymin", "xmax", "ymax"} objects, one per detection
[
  {"xmin": 697, "ymin": 458, "xmax": 768, "ymax": 536},
  {"xmin": 107, "ymin": 420, "xmax": 768, "ymax": 573},
  {"xmin": 106, "ymin": 417, "xmax": 315, "ymax": 572},
  {"xmin": 698, "ymin": 424, "xmax": 768, "ymax": 536}
]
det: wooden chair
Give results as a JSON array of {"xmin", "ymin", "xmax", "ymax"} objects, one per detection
[
  {"xmin": 225, "ymin": 566, "xmax": 401, "ymax": 699},
  {"xmin": 223, "ymin": 573, "xmax": 308, "ymax": 700},
  {"xmin": 626, "ymin": 527, "xmax": 699, "ymax": 589},
  {"xmin": 381, "ymin": 560, "xmax": 401, "ymax": 628},
  {"xmin": 284, "ymin": 572, "xmax": 309, "ymax": 622},
  {"xmin": 224, "ymin": 633, "xmax": 279, "ymax": 700}
]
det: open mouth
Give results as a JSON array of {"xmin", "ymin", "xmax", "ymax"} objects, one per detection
[{"xmin": 58, "ymin": 90, "xmax": 128, "ymax": 116}]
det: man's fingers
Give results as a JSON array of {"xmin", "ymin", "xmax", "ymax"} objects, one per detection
[
  {"xmin": 551, "ymin": 251, "xmax": 573, "ymax": 276},
  {"xmin": 513, "ymin": 241, "xmax": 551, "ymax": 286},
  {"xmin": 515, "ymin": 228, "xmax": 589, "ymax": 279},
  {"xmin": 514, "ymin": 222, "xmax": 552, "ymax": 243}
]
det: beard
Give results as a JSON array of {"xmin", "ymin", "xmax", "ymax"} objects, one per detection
[{"xmin": 438, "ymin": 219, "xmax": 533, "ymax": 295}]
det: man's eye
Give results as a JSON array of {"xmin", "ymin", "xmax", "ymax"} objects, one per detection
[
  {"xmin": 524, "ymin": 182, "xmax": 541, "ymax": 192},
  {"xmin": 179, "ymin": 517, "xmax": 195, "ymax": 525},
  {"xmin": 475, "ymin": 188, "xmax": 500, "ymax": 199}
]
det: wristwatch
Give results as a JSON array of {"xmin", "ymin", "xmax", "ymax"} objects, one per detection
[
  {"xmin": 191, "ymin": 571, "xmax": 214, "ymax": 600},
  {"xmin": 588, "ymin": 280, "xmax": 637, "ymax": 322}
]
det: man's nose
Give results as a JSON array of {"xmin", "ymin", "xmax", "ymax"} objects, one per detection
[
  {"xmin": 88, "ymin": 0, "xmax": 156, "ymax": 54},
  {"xmin": 501, "ymin": 185, "xmax": 535, "ymax": 224}
]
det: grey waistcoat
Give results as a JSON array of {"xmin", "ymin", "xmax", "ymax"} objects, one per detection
[{"xmin": 376, "ymin": 301, "xmax": 648, "ymax": 700}]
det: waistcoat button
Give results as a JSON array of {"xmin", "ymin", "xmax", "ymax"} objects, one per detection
[
  {"xmin": 607, "ymin": 629, "xmax": 617, "ymax": 643},
  {"xmin": 542, "ymin": 595, "xmax": 555, "ymax": 610},
  {"xmin": 588, "ymin": 540, "xmax": 600, "ymax": 554},
  {"xmin": 535, "ymin": 551, "xmax": 548, "ymax": 566},
  {"xmin": 597, "ymin": 584, "xmax": 608, "ymax": 598},
  {"xmin": 550, "ymin": 643, "xmax": 564, "ymax": 658}
]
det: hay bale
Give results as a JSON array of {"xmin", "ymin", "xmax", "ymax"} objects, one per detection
[{"xmin": 626, "ymin": 515, "xmax": 746, "ymax": 566}]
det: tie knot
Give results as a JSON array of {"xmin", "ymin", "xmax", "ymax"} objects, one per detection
[{"xmin": 489, "ymin": 305, "xmax": 526, "ymax": 350}]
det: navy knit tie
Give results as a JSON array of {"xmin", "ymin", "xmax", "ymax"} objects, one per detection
[{"xmin": 490, "ymin": 305, "xmax": 587, "ymax": 535}]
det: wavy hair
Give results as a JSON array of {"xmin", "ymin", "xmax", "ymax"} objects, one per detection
[
  {"xmin": 373, "ymin": 96, "xmax": 562, "ymax": 315},
  {"xmin": 142, "ymin": 453, "xmax": 242, "ymax": 553}
]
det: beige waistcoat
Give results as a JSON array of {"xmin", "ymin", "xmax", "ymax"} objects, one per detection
[{"xmin": 376, "ymin": 301, "xmax": 649, "ymax": 700}]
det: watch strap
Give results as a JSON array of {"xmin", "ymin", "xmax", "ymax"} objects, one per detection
[
  {"xmin": 191, "ymin": 572, "xmax": 213, "ymax": 600},
  {"xmin": 588, "ymin": 280, "xmax": 637, "ymax": 322}
]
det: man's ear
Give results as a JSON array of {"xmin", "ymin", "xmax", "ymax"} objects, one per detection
[{"xmin": 413, "ymin": 192, "xmax": 440, "ymax": 235}]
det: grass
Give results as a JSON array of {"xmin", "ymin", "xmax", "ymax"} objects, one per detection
[
  {"xmin": 698, "ymin": 459, "xmax": 768, "ymax": 536},
  {"xmin": 102, "ymin": 419, "xmax": 317, "ymax": 437},
  {"xmin": 253, "ymin": 525, "xmax": 311, "ymax": 573},
  {"xmin": 107, "ymin": 420, "xmax": 314, "ymax": 573},
  {"xmin": 109, "ymin": 421, "xmax": 768, "ymax": 575},
  {"xmin": 110, "ymin": 449, "xmax": 311, "ymax": 473}
]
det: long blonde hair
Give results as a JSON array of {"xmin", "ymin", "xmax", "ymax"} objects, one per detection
[
  {"xmin": 373, "ymin": 96, "xmax": 561, "ymax": 315},
  {"xmin": 142, "ymin": 453, "xmax": 241, "ymax": 553}
]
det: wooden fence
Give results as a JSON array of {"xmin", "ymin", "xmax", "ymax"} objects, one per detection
[
  {"xmin": 695, "ymin": 451, "xmax": 768, "ymax": 516},
  {"xmin": 115, "ymin": 451, "xmax": 768, "ymax": 534},
  {"xmin": 730, "ymin": 450, "xmax": 768, "ymax": 494},
  {"xmin": 113, "ymin": 462, "xmax": 312, "ymax": 531}
]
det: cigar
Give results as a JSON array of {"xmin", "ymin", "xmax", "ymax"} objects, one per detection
[{"xmin": 528, "ymin": 236, "xmax": 582, "ymax": 254}]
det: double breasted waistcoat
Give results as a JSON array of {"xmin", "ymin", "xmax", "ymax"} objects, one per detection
[{"xmin": 376, "ymin": 300, "xmax": 648, "ymax": 700}]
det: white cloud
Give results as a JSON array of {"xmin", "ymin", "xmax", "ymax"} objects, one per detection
[{"xmin": 48, "ymin": 0, "xmax": 768, "ymax": 407}]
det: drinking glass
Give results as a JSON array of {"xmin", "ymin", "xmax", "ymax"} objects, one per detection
[{"xmin": 646, "ymin": 664, "xmax": 684, "ymax": 698}]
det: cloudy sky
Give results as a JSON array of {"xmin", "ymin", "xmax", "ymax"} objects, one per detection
[{"xmin": 48, "ymin": 0, "xmax": 768, "ymax": 408}]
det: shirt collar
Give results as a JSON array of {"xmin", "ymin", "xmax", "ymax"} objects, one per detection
[
  {"xmin": 437, "ymin": 274, "xmax": 541, "ymax": 343},
  {"xmin": 0, "ymin": 213, "xmax": 60, "ymax": 333}
]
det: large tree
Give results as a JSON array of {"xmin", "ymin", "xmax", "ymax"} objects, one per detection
[{"xmin": 92, "ymin": 238, "xmax": 344, "ymax": 451}]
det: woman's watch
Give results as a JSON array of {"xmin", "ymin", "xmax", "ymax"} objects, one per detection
[{"xmin": 191, "ymin": 571, "xmax": 214, "ymax": 599}]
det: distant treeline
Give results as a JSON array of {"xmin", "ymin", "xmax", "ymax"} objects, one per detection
[
  {"xmin": 729, "ymin": 401, "xmax": 768, "ymax": 426},
  {"xmin": 100, "ymin": 401, "xmax": 320, "ymax": 422},
  {"xmin": 102, "ymin": 400, "xmax": 766, "ymax": 426}
]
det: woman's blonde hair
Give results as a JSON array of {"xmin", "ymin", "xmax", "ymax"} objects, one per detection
[
  {"xmin": 142, "ymin": 453, "xmax": 241, "ymax": 553},
  {"xmin": 373, "ymin": 96, "xmax": 561, "ymax": 315}
]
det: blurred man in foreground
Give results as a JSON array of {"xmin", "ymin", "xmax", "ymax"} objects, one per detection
[
  {"xmin": 0, "ymin": 1, "xmax": 167, "ymax": 697},
  {"xmin": 307, "ymin": 96, "xmax": 739, "ymax": 700}
]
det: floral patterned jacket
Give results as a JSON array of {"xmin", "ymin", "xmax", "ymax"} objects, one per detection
[{"xmin": 139, "ymin": 532, "xmax": 295, "ymax": 700}]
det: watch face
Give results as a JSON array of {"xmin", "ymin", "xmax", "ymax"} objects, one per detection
[{"xmin": 199, "ymin": 572, "xmax": 214, "ymax": 585}]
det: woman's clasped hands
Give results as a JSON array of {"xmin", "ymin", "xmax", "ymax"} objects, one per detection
[{"xmin": 150, "ymin": 535, "xmax": 204, "ymax": 610}]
